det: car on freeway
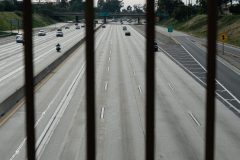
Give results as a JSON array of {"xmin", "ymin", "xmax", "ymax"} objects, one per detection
[
  {"xmin": 56, "ymin": 31, "xmax": 63, "ymax": 37},
  {"xmin": 65, "ymin": 26, "xmax": 70, "ymax": 29},
  {"xmin": 38, "ymin": 30, "xmax": 46, "ymax": 36},
  {"xmin": 123, "ymin": 26, "xmax": 127, "ymax": 30},
  {"xmin": 57, "ymin": 28, "xmax": 62, "ymax": 31},
  {"xmin": 16, "ymin": 33, "xmax": 24, "ymax": 43},
  {"xmin": 81, "ymin": 24, "xmax": 85, "ymax": 27},
  {"xmin": 76, "ymin": 25, "xmax": 80, "ymax": 29},
  {"xmin": 125, "ymin": 31, "xmax": 131, "ymax": 36},
  {"xmin": 102, "ymin": 25, "xmax": 106, "ymax": 28},
  {"xmin": 154, "ymin": 41, "xmax": 158, "ymax": 51}
]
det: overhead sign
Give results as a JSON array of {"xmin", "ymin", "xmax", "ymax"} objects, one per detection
[
  {"xmin": 168, "ymin": 26, "xmax": 173, "ymax": 33},
  {"xmin": 9, "ymin": 19, "xmax": 21, "ymax": 26},
  {"xmin": 99, "ymin": 12, "xmax": 109, "ymax": 17},
  {"xmin": 219, "ymin": 32, "xmax": 228, "ymax": 42}
]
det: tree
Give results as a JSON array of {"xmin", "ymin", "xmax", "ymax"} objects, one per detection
[
  {"xmin": 69, "ymin": 0, "xmax": 84, "ymax": 12},
  {"xmin": 157, "ymin": 0, "xmax": 183, "ymax": 16},
  {"xmin": 98, "ymin": 0, "xmax": 123, "ymax": 13},
  {"xmin": 127, "ymin": 5, "xmax": 132, "ymax": 12},
  {"xmin": 133, "ymin": 4, "xmax": 143, "ymax": 13}
]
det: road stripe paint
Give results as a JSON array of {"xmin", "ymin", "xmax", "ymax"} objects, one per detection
[
  {"xmin": 184, "ymin": 64, "xmax": 199, "ymax": 66},
  {"xmin": 226, "ymin": 99, "xmax": 236, "ymax": 101},
  {"xmin": 188, "ymin": 111, "xmax": 201, "ymax": 126},
  {"xmin": 133, "ymin": 71, "xmax": 136, "ymax": 75},
  {"xmin": 105, "ymin": 81, "xmax": 108, "ymax": 91},
  {"xmin": 108, "ymin": 57, "xmax": 111, "ymax": 61},
  {"xmin": 160, "ymin": 46, "xmax": 240, "ymax": 114},
  {"xmin": 107, "ymin": 66, "xmax": 110, "ymax": 72},
  {"xmin": 168, "ymin": 83, "xmax": 174, "ymax": 92},
  {"xmin": 100, "ymin": 107, "xmax": 105, "ymax": 119},
  {"xmin": 192, "ymin": 72, "xmax": 206, "ymax": 74},
  {"xmin": 9, "ymin": 64, "xmax": 86, "ymax": 160},
  {"xmin": 216, "ymin": 90, "xmax": 226, "ymax": 92},
  {"xmin": 138, "ymin": 85, "xmax": 142, "ymax": 93}
]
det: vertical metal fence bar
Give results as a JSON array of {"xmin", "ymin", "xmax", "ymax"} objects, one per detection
[
  {"xmin": 23, "ymin": 0, "xmax": 36, "ymax": 159},
  {"xmin": 85, "ymin": 0, "xmax": 96, "ymax": 160},
  {"xmin": 146, "ymin": 0, "xmax": 155, "ymax": 160},
  {"xmin": 205, "ymin": 0, "xmax": 217, "ymax": 160}
]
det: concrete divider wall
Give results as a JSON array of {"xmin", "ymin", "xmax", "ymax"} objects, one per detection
[{"xmin": 0, "ymin": 24, "xmax": 103, "ymax": 117}]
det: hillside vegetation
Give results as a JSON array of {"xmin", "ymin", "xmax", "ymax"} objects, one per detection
[
  {"xmin": 158, "ymin": 15, "xmax": 240, "ymax": 47},
  {"xmin": 0, "ymin": 12, "xmax": 56, "ymax": 33}
]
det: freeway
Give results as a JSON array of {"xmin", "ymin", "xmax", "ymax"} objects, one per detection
[
  {"xmin": 0, "ymin": 24, "xmax": 239, "ymax": 160},
  {"xmin": 133, "ymin": 25, "xmax": 240, "ymax": 114},
  {"xmin": 0, "ymin": 23, "xmax": 90, "ymax": 114}
]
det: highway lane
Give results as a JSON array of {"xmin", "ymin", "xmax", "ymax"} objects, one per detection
[
  {"xmin": 37, "ymin": 25, "xmax": 239, "ymax": 160},
  {"xmin": 0, "ymin": 24, "xmax": 94, "ymax": 106},
  {"xmin": 0, "ymin": 25, "xmax": 107, "ymax": 160},
  {"xmin": 133, "ymin": 25, "xmax": 240, "ymax": 113},
  {"xmin": 0, "ymin": 23, "xmax": 68, "ymax": 46}
]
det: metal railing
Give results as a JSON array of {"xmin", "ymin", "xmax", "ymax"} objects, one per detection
[{"xmin": 22, "ymin": 0, "xmax": 217, "ymax": 160}]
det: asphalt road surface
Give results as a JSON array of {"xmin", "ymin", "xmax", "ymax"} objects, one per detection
[
  {"xmin": 133, "ymin": 25, "xmax": 240, "ymax": 114},
  {"xmin": 0, "ymin": 24, "xmax": 239, "ymax": 160},
  {"xmin": 0, "ymin": 23, "xmax": 90, "ymax": 105}
]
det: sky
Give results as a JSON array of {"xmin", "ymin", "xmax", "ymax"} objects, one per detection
[{"xmin": 94, "ymin": 0, "xmax": 197, "ymax": 8}]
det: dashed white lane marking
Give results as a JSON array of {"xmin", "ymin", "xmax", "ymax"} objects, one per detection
[
  {"xmin": 108, "ymin": 57, "xmax": 111, "ymax": 61},
  {"xmin": 105, "ymin": 81, "xmax": 108, "ymax": 91},
  {"xmin": 188, "ymin": 111, "xmax": 201, "ymax": 126},
  {"xmin": 216, "ymin": 90, "xmax": 226, "ymax": 93},
  {"xmin": 168, "ymin": 83, "xmax": 174, "ymax": 92},
  {"xmin": 100, "ymin": 107, "xmax": 105, "ymax": 119},
  {"xmin": 107, "ymin": 66, "xmax": 110, "ymax": 72},
  {"xmin": 138, "ymin": 85, "xmax": 142, "ymax": 93},
  {"xmin": 133, "ymin": 71, "xmax": 136, "ymax": 75}
]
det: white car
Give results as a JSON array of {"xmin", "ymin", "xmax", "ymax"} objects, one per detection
[
  {"xmin": 16, "ymin": 34, "xmax": 24, "ymax": 43},
  {"xmin": 56, "ymin": 31, "xmax": 63, "ymax": 37},
  {"xmin": 38, "ymin": 30, "xmax": 46, "ymax": 36}
]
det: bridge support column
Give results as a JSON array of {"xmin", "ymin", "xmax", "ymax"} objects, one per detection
[
  {"xmin": 75, "ymin": 16, "xmax": 79, "ymax": 23},
  {"xmin": 104, "ymin": 17, "xmax": 107, "ymax": 24},
  {"xmin": 138, "ymin": 17, "xmax": 140, "ymax": 24}
]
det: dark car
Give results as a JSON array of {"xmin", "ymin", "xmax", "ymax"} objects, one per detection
[
  {"xmin": 125, "ymin": 31, "xmax": 131, "ymax": 36},
  {"xmin": 102, "ymin": 25, "xmax": 106, "ymax": 28},
  {"xmin": 65, "ymin": 26, "xmax": 70, "ymax": 29},
  {"xmin": 154, "ymin": 41, "xmax": 158, "ymax": 51},
  {"xmin": 57, "ymin": 28, "xmax": 62, "ymax": 31},
  {"xmin": 123, "ymin": 26, "xmax": 127, "ymax": 30}
]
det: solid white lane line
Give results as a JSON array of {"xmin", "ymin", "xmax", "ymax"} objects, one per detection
[
  {"xmin": 138, "ymin": 85, "xmax": 142, "ymax": 93},
  {"xmin": 100, "ymin": 107, "xmax": 105, "ymax": 119},
  {"xmin": 226, "ymin": 99, "xmax": 236, "ymax": 101},
  {"xmin": 105, "ymin": 81, "xmax": 108, "ymax": 91},
  {"xmin": 188, "ymin": 111, "xmax": 201, "ymax": 126},
  {"xmin": 216, "ymin": 90, "xmax": 226, "ymax": 92},
  {"xmin": 9, "ymin": 63, "xmax": 86, "ymax": 160}
]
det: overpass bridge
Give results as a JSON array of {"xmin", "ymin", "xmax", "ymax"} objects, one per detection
[{"xmin": 53, "ymin": 12, "xmax": 148, "ymax": 24}]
